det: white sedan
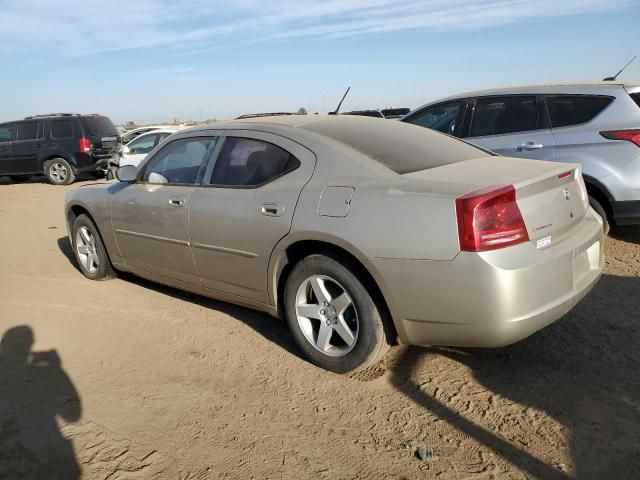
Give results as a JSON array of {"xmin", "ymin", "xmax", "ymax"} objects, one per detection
[{"xmin": 118, "ymin": 128, "xmax": 179, "ymax": 168}]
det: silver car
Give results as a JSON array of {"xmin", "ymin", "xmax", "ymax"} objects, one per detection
[
  {"xmin": 65, "ymin": 116, "xmax": 604, "ymax": 373},
  {"xmin": 402, "ymin": 82, "xmax": 640, "ymax": 233}
]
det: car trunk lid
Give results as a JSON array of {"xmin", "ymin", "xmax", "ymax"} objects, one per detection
[
  {"xmin": 404, "ymin": 156, "xmax": 590, "ymax": 249},
  {"xmin": 80, "ymin": 116, "xmax": 121, "ymax": 155}
]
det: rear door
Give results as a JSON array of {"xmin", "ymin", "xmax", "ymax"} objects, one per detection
[
  {"xmin": 111, "ymin": 134, "xmax": 218, "ymax": 284},
  {"xmin": 465, "ymin": 95, "xmax": 556, "ymax": 160},
  {"xmin": 189, "ymin": 131, "xmax": 316, "ymax": 303},
  {"xmin": 11, "ymin": 120, "xmax": 43, "ymax": 173},
  {"xmin": 0, "ymin": 123, "xmax": 15, "ymax": 174}
]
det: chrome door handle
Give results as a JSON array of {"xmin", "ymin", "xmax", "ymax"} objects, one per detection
[
  {"xmin": 168, "ymin": 197, "xmax": 186, "ymax": 207},
  {"xmin": 261, "ymin": 203, "xmax": 284, "ymax": 217},
  {"xmin": 516, "ymin": 142, "xmax": 544, "ymax": 151}
]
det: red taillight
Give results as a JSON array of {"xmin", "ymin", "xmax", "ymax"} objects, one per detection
[
  {"xmin": 79, "ymin": 137, "xmax": 92, "ymax": 153},
  {"xmin": 600, "ymin": 129, "xmax": 640, "ymax": 147},
  {"xmin": 456, "ymin": 185, "xmax": 529, "ymax": 252}
]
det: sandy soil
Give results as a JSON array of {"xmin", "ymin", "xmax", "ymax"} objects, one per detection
[{"xmin": 1, "ymin": 176, "xmax": 639, "ymax": 480}]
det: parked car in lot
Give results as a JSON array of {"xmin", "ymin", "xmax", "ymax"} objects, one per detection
[
  {"xmin": 0, "ymin": 113, "xmax": 120, "ymax": 185},
  {"xmin": 120, "ymin": 125, "xmax": 176, "ymax": 145},
  {"xmin": 402, "ymin": 82, "xmax": 640, "ymax": 233},
  {"xmin": 65, "ymin": 116, "xmax": 603, "ymax": 373},
  {"xmin": 117, "ymin": 128, "xmax": 178, "ymax": 168}
]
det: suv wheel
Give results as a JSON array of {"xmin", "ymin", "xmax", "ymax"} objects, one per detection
[
  {"xmin": 589, "ymin": 195, "xmax": 610, "ymax": 235},
  {"xmin": 44, "ymin": 158, "xmax": 76, "ymax": 185},
  {"xmin": 71, "ymin": 214, "xmax": 115, "ymax": 280},
  {"xmin": 284, "ymin": 253, "xmax": 389, "ymax": 374}
]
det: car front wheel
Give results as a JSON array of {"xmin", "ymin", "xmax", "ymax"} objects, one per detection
[
  {"xmin": 284, "ymin": 253, "xmax": 389, "ymax": 374},
  {"xmin": 71, "ymin": 214, "xmax": 115, "ymax": 280}
]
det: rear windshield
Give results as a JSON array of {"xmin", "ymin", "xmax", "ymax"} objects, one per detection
[
  {"xmin": 301, "ymin": 116, "xmax": 488, "ymax": 174},
  {"xmin": 630, "ymin": 93, "xmax": 640, "ymax": 109},
  {"xmin": 81, "ymin": 116, "xmax": 118, "ymax": 137}
]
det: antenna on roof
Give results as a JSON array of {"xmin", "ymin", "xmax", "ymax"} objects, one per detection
[
  {"xmin": 603, "ymin": 55, "xmax": 637, "ymax": 81},
  {"xmin": 329, "ymin": 86, "xmax": 351, "ymax": 115}
]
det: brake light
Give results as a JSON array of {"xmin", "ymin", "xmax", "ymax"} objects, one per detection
[
  {"xmin": 600, "ymin": 129, "xmax": 640, "ymax": 147},
  {"xmin": 79, "ymin": 137, "xmax": 92, "ymax": 153},
  {"xmin": 456, "ymin": 185, "xmax": 529, "ymax": 252}
]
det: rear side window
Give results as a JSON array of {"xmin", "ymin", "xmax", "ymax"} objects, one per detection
[
  {"xmin": 51, "ymin": 119, "xmax": 74, "ymax": 139},
  {"xmin": 0, "ymin": 124, "xmax": 14, "ymax": 142},
  {"xmin": 406, "ymin": 102, "xmax": 462, "ymax": 135},
  {"xmin": 81, "ymin": 116, "xmax": 119, "ymax": 136},
  {"xmin": 546, "ymin": 96, "xmax": 613, "ymax": 128},
  {"xmin": 209, "ymin": 137, "xmax": 300, "ymax": 187},
  {"xmin": 628, "ymin": 93, "xmax": 640, "ymax": 109},
  {"xmin": 16, "ymin": 121, "xmax": 39, "ymax": 140},
  {"xmin": 470, "ymin": 96, "xmax": 540, "ymax": 137}
]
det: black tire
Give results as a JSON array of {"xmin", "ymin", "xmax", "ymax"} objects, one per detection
[
  {"xmin": 44, "ymin": 158, "xmax": 76, "ymax": 185},
  {"xmin": 589, "ymin": 195, "xmax": 610, "ymax": 236},
  {"xmin": 9, "ymin": 175, "xmax": 31, "ymax": 183},
  {"xmin": 284, "ymin": 253, "xmax": 389, "ymax": 374},
  {"xmin": 71, "ymin": 214, "xmax": 115, "ymax": 280}
]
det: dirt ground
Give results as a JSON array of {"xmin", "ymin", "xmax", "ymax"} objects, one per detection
[{"xmin": 1, "ymin": 177, "xmax": 639, "ymax": 480}]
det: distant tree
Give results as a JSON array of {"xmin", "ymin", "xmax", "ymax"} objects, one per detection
[{"xmin": 297, "ymin": 107, "xmax": 308, "ymax": 115}]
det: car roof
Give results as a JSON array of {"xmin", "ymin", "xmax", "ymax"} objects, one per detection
[{"xmin": 180, "ymin": 114, "xmax": 486, "ymax": 175}]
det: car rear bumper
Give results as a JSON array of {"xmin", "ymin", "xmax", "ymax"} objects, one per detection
[
  {"xmin": 611, "ymin": 200, "xmax": 640, "ymax": 226},
  {"xmin": 370, "ymin": 210, "xmax": 604, "ymax": 347}
]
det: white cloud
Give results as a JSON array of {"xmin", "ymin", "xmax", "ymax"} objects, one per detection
[{"xmin": 0, "ymin": 0, "xmax": 632, "ymax": 57}]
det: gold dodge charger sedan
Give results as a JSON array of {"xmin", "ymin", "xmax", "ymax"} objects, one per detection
[{"xmin": 65, "ymin": 115, "xmax": 604, "ymax": 373}]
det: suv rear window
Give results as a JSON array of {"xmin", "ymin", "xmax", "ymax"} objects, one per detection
[
  {"xmin": 546, "ymin": 95, "xmax": 613, "ymax": 128},
  {"xmin": 81, "ymin": 116, "xmax": 119, "ymax": 137},
  {"xmin": 630, "ymin": 93, "xmax": 640, "ymax": 109}
]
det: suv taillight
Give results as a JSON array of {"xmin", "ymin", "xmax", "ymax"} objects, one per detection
[
  {"xmin": 79, "ymin": 137, "xmax": 92, "ymax": 153},
  {"xmin": 456, "ymin": 185, "xmax": 529, "ymax": 252},
  {"xmin": 600, "ymin": 129, "xmax": 640, "ymax": 147}
]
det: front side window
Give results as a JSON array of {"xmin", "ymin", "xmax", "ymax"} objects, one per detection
[
  {"xmin": 143, "ymin": 137, "xmax": 215, "ymax": 185},
  {"xmin": 546, "ymin": 95, "xmax": 613, "ymax": 128},
  {"xmin": 470, "ymin": 96, "xmax": 540, "ymax": 137},
  {"xmin": 406, "ymin": 102, "xmax": 461, "ymax": 135},
  {"xmin": 50, "ymin": 119, "xmax": 74, "ymax": 139},
  {"xmin": 16, "ymin": 121, "xmax": 39, "ymax": 141},
  {"xmin": 0, "ymin": 124, "xmax": 14, "ymax": 142},
  {"xmin": 128, "ymin": 134, "xmax": 159, "ymax": 155},
  {"xmin": 209, "ymin": 137, "xmax": 300, "ymax": 187}
]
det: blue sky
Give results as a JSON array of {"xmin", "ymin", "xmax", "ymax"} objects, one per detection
[{"xmin": 1, "ymin": 0, "xmax": 639, "ymax": 124}]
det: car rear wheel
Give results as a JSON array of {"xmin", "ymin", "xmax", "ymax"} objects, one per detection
[
  {"xmin": 284, "ymin": 253, "xmax": 389, "ymax": 374},
  {"xmin": 44, "ymin": 158, "xmax": 76, "ymax": 185},
  {"xmin": 9, "ymin": 175, "xmax": 31, "ymax": 183},
  {"xmin": 71, "ymin": 214, "xmax": 115, "ymax": 280},
  {"xmin": 589, "ymin": 195, "xmax": 610, "ymax": 235}
]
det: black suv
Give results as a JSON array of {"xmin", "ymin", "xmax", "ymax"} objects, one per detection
[{"xmin": 0, "ymin": 113, "xmax": 121, "ymax": 185}]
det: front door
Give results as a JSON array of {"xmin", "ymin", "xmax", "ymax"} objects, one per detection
[
  {"xmin": 111, "ymin": 135, "xmax": 218, "ymax": 284},
  {"xmin": 189, "ymin": 131, "xmax": 316, "ymax": 303},
  {"xmin": 465, "ymin": 96, "xmax": 556, "ymax": 161}
]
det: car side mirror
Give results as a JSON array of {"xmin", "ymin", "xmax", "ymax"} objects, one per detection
[{"xmin": 116, "ymin": 165, "xmax": 138, "ymax": 182}]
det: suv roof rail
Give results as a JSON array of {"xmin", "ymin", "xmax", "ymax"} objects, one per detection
[{"xmin": 24, "ymin": 113, "xmax": 81, "ymax": 120}]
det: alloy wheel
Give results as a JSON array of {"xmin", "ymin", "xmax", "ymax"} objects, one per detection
[
  {"xmin": 50, "ymin": 162, "xmax": 68, "ymax": 183},
  {"xmin": 75, "ymin": 226, "xmax": 99, "ymax": 274},
  {"xmin": 295, "ymin": 275, "xmax": 359, "ymax": 357}
]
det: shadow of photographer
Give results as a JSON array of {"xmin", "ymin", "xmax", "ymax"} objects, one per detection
[{"xmin": 0, "ymin": 326, "xmax": 81, "ymax": 479}]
